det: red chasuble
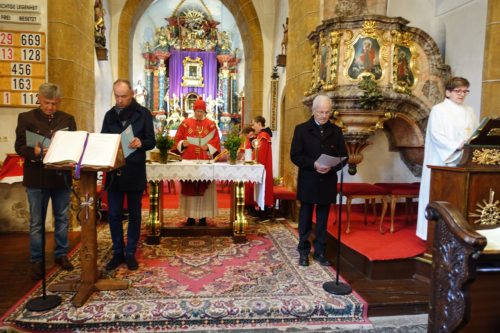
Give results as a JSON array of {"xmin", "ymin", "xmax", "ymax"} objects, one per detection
[
  {"xmin": 255, "ymin": 131, "xmax": 274, "ymax": 207},
  {"xmin": 174, "ymin": 117, "xmax": 221, "ymax": 196}
]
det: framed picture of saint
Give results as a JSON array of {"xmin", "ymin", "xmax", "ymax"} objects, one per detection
[
  {"xmin": 181, "ymin": 56, "xmax": 204, "ymax": 87},
  {"xmin": 348, "ymin": 37, "xmax": 382, "ymax": 80},
  {"xmin": 394, "ymin": 45, "xmax": 414, "ymax": 87}
]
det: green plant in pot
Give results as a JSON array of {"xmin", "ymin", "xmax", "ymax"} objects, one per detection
[
  {"xmin": 156, "ymin": 121, "xmax": 175, "ymax": 163},
  {"xmin": 224, "ymin": 125, "xmax": 243, "ymax": 164}
]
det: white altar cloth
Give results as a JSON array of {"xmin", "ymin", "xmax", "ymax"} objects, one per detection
[{"xmin": 146, "ymin": 161, "xmax": 266, "ymax": 209}]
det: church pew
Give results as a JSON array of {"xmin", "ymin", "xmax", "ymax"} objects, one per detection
[{"xmin": 426, "ymin": 201, "xmax": 500, "ymax": 333}]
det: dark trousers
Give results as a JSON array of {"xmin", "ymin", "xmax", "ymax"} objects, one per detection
[
  {"xmin": 107, "ymin": 190, "xmax": 143, "ymax": 257},
  {"xmin": 297, "ymin": 202, "xmax": 331, "ymax": 256}
]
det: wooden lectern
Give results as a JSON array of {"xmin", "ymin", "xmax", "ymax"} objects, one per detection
[
  {"xmin": 45, "ymin": 132, "xmax": 129, "ymax": 307},
  {"xmin": 427, "ymin": 117, "xmax": 500, "ymax": 251}
]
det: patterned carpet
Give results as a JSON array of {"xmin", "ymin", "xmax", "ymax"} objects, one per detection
[{"xmin": 2, "ymin": 211, "xmax": 369, "ymax": 332}]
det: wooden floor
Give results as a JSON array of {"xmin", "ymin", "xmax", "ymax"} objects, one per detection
[
  {"xmin": 0, "ymin": 227, "xmax": 430, "ymax": 318},
  {"xmin": 0, "ymin": 231, "xmax": 81, "ymax": 317}
]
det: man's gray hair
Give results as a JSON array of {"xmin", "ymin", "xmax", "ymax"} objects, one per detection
[
  {"xmin": 38, "ymin": 83, "xmax": 61, "ymax": 99},
  {"xmin": 312, "ymin": 94, "xmax": 332, "ymax": 112}
]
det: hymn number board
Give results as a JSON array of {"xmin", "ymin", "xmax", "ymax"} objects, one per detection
[{"xmin": 0, "ymin": 30, "xmax": 46, "ymax": 108}]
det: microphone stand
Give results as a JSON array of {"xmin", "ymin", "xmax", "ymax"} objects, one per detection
[
  {"xmin": 26, "ymin": 140, "xmax": 62, "ymax": 311},
  {"xmin": 323, "ymin": 159, "xmax": 352, "ymax": 295}
]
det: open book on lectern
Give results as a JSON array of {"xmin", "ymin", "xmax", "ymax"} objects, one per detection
[{"xmin": 43, "ymin": 131, "xmax": 124, "ymax": 169}]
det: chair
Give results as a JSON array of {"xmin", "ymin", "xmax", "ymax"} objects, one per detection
[
  {"xmin": 338, "ymin": 183, "xmax": 388, "ymax": 234},
  {"xmin": 272, "ymin": 185, "xmax": 297, "ymax": 221},
  {"xmin": 374, "ymin": 182, "xmax": 420, "ymax": 233}
]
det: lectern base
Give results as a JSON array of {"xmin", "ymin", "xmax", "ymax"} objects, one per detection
[
  {"xmin": 25, "ymin": 295, "xmax": 61, "ymax": 312},
  {"xmin": 145, "ymin": 235, "xmax": 161, "ymax": 245},
  {"xmin": 322, "ymin": 281, "xmax": 352, "ymax": 295}
]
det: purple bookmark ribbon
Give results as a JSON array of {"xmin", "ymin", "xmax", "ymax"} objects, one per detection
[{"xmin": 74, "ymin": 133, "xmax": 89, "ymax": 179}]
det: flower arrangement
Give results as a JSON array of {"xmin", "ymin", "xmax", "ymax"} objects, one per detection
[
  {"xmin": 223, "ymin": 124, "xmax": 243, "ymax": 164},
  {"xmin": 155, "ymin": 119, "xmax": 175, "ymax": 163}
]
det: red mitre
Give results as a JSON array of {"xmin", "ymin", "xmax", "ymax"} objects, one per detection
[{"xmin": 193, "ymin": 97, "xmax": 206, "ymax": 111}]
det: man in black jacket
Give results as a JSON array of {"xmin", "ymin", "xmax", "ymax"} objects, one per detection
[
  {"xmin": 101, "ymin": 79, "xmax": 155, "ymax": 271},
  {"xmin": 290, "ymin": 94, "xmax": 347, "ymax": 267},
  {"xmin": 15, "ymin": 83, "xmax": 76, "ymax": 280}
]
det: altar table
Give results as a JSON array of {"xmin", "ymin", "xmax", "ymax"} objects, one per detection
[{"xmin": 146, "ymin": 161, "xmax": 265, "ymax": 242}]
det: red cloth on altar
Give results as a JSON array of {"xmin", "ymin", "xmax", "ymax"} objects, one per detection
[
  {"xmin": 255, "ymin": 131, "xmax": 274, "ymax": 207},
  {"xmin": 174, "ymin": 117, "xmax": 221, "ymax": 196},
  {"xmin": 0, "ymin": 154, "xmax": 24, "ymax": 184}
]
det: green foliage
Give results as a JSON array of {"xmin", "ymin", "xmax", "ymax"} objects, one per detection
[
  {"xmin": 156, "ymin": 132, "xmax": 174, "ymax": 152},
  {"xmin": 224, "ymin": 125, "xmax": 243, "ymax": 158},
  {"xmin": 156, "ymin": 118, "xmax": 174, "ymax": 152},
  {"xmin": 358, "ymin": 75, "xmax": 383, "ymax": 110}
]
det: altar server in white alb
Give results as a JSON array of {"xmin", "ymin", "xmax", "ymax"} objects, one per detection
[{"xmin": 416, "ymin": 77, "xmax": 480, "ymax": 240}]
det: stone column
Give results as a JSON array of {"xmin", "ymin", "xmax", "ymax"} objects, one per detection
[
  {"xmin": 47, "ymin": 1, "xmax": 95, "ymax": 230},
  {"xmin": 282, "ymin": 0, "xmax": 323, "ymax": 187},
  {"xmin": 481, "ymin": 1, "xmax": 500, "ymax": 119},
  {"xmin": 47, "ymin": 1, "xmax": 95, "ymax": 131}
]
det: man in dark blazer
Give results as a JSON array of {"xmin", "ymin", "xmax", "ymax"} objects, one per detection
[
  {"xmin": 290, "ymin": 94, "xmax": 348, "ymax": 267},
  {"xmin": 15, "ymin": 83, "xmax": 77, "ymax": 280},
  {"xmin": 101, "ymin": 79, "xmax": 155, "ymax": 271}
]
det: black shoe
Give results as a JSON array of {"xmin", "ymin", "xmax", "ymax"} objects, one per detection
[
  {"xmin": 256, "ymin": 216, "xmax": 271, "ymax": 223},
  {"xmin": 313, "ymin": 253, "xmax": 331, "ymax": 266},
  {"xmin": 105, "ymin": 255, "xmax": 124, "ymax": 270},
  {"xmin": 299, "ymin": 255, "xmax": 309, "ymax": 267},
  {"xmin": 31, "ymin": 261, "xmax": 43, "ymax": 281},
  {"xmin": 247, "ymin": 207, "xmax": 260, "ymax": 218},
  {"xmin": 198, "ymin": 217, "xmax": 207, "ymax": 226},
  {"xmin": 55, "ymin": 256, "xmax": 74, "ymax": 271},
  {"xmin": 125, "ymin": 255, "xmax": 139, "ymax": 270},
  {"xmin": 186, "ymin": 218, "xmax": 196, "ymax": 226}
]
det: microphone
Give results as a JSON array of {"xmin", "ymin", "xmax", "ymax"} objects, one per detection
[{"xmin": 323, "ymin": 133, "xmax": 352, "ymax": 296}]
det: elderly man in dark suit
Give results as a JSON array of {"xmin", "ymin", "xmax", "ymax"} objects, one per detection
[{"xmin": 290, "ymin": 94, "xmax": 348, "ymax": 267}]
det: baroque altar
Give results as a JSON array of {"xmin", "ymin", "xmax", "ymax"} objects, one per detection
[{"xmin": 136, "ymin": 3, "xmax": 242, "ymax": 134}]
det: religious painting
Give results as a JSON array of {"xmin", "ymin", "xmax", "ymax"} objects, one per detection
[
  {"xmin": 393, "ymin": 45, "xmax": 415, "ymax": 91},
  {"xmin": 319, "ymin": 43, "xmax": 329, "ymax": 84},
  {"xmin": 181, "ymin": 56, "xmax": 204, "ymax": 87},
  {"xmin": 347, "ymin": 36, "xmax": 382, "ymax": 80}
]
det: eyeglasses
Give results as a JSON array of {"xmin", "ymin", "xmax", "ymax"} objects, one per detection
[{"xmin": 452, "ymin": 89, "xmax": 470, "ymax": 95}]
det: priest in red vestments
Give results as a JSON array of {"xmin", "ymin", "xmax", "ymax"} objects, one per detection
[
  {"xmin": 174, "ymin": 97, "xmax": 221, "ymax": 226},
  {"xmin": 251, "ymin": 116, "xmax": 274, "ymax": 221}
]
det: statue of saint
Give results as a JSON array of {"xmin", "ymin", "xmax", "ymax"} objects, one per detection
[
  {"xmin": 154, "ymin": 26, "xmax": 169, "ymax": 50},
  {"xmin": 281, "ymin": 17, "xmax": 288, "ymax": 55},
  {"xmin": 94, "ymin": 0, "xmax": 106, "ymax": 48},
  {"xmin": 134, "ymin": 80, "xmax": 147, "ymax": 107}
]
